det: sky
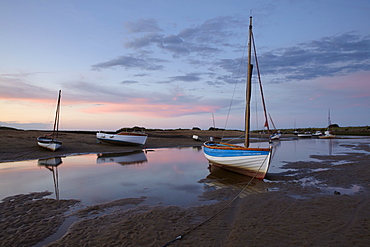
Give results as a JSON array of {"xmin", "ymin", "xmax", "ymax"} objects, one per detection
[{"xmin": 0, "ymin": 0, "xmax": 369, "ymax": 131}]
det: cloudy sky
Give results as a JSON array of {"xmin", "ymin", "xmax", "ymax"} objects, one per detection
[{"xmin": 1, "ymin": 0, "xmax": 369, "ymax": 131}]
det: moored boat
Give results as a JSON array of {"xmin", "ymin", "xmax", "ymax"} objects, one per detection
[
  {"xmin": 37, "ymin": 137, "xmax": 63, "ymax": 151},
  {"xmin": 203, "ymin": 16, "xmax": 272, "ymax": 180},
  {"xmin": 37, "ymin": 90, "xmax": 63, "ymax": 151},
  {"xmin": 192, "ymin": 135, "xmax": 202, "ymax": 141},
  {"xmin": 270, "ymin": 132, "xmax": 281, "ymax": 140},
  {"xmin": 297, "ymin": 132, "xmax": 312, "ymax": 138},
  {"xmin": 319, "ymin": 110, "xmax": 336, "ymax": 139},
  {"xmin": 203, "ymin": 142, "xmax": 272, "ymax": 179},
  {"xmin": 269, "ymin": 113, "xmax": 281, "ymax": 140},
  {"xmin": 97, "ymin": 131, "xmax": 147, "ymax": 146},
  {"xmin": 319, "ymin": 130, "xmax": 336, "ymax": 139},
  {"xmin": 312, "ymin": 131, "xmax": 323, "ymax": 137}
]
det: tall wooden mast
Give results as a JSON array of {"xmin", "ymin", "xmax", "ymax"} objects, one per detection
[
  {"xmin": 52, "ymin": 90, "xmax": 61, "ymax": 140},
  {"xmin": 244, "ymin": 16, "xmax": 253, "ymax": 148}
]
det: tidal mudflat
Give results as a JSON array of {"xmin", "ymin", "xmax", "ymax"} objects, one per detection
[{"xmin": 1, "ymin": 130, "xmax": 369, "ymax": 246}]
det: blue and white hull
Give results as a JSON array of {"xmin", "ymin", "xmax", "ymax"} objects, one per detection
[{"xmin": 203, "ymin": 141, "xmax": 272, "ymax": 179}]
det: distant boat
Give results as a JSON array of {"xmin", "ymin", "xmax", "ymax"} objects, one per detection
[
  {"xmin": 269, "ymin": 113, "xmax": 281, "ymax": 140},
  {"xmin": 293, "ymin": 120, "xmax": 299, "ymax": 135},
  {"xmin": 297, "ymin": 132, "xmax": 312, "ymax": 138},
  {"xmin": 97, "ymin": 130, "xmax": 148, "ymax": 146},
  {"xmin": 203, "ymin": 17, "xmax": 272, "ymax": 180},
  {"xmin": 192, "ymin": 135, "xmax": 202, "ymax": 141},
  {"xmin": 319, "ymin": 131, "xmax": 335, "ymax": 139},
  {"xmin": 37, "ymin": 90, "xmax": 63, "ymax": 151},
  {"xmin": 270, "ymin": 132, "xmax": 281, "ymax": 140},
  {"xmin": 312, "ymin": 131, "xmax": 323, "ymax": 137},
  {"xmin": 319, "ymin": 109, "xmax": 336, "ymax": 139}
]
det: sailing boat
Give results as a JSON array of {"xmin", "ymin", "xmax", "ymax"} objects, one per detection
[
  {"xmin": 269, "ymin": 113, "xmax": 281, "ymax": 140},
  {"xmin": 203, "ymin": 17, "xmax": 272, "ymax": 180},
  {"xmin": 319, "ymin": 109, "xmax": 336, "ymax": 139},
  {"xmin": 96, "ymin": 130, "xmax": 148, "ymax": 146},
  {"xmin": 37, "ymin": 90, "xmax": 63, "ymax": 151}
]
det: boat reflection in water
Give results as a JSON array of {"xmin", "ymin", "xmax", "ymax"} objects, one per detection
[
  {"xmin": 204, "ymin": 164, "xmax": 270, "ymax": 198},
  {"xmin": 96, "ymin": 150, "xmax": 148, "ymax": 165},
  {"xmin": 37, "ymin": 157, "xmax": 63, "ymax": 200}
]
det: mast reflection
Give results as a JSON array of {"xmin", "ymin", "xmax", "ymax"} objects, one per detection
[{"xmin": 38, "ymin": 157, "xmax": 62, "ymax": 200}]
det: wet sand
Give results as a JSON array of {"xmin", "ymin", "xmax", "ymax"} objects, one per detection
[{"xmin": 1, "ymin": 129, "xmax": 369, "ymax": 246}]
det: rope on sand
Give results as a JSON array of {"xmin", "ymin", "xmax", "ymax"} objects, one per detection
[
  {"xmin": 161, "ymin": 155, "xmax": 269, "ymax": 247},
  {"xmin": 248, "ymin": 176, "xmax": 309, "ymax": 245},
  {"xmin": 7, "ymin": 151, "xmax": 37, "ymax": 161}
]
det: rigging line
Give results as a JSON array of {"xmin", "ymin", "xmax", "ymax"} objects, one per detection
[
  {"xmin": 253, "ymin": 63, "xmax": 260, "ymax": 141},
  {"xmin": 248, "ymin": 176, "xmax": 309, "ymax": 246},
  {"xmin": 251, "ymin": 31, "xmax": 270, "ymax": 137},
  {"xmin": 44, "ymin": 103, "xmax": 55, "ymax": 130},
  {"xmin": 221, "ymin": 35, "xmax": 249, "ymax": 139},
  {"xmin": 162, "ymin": 155, "xmax": 269, "ymax": 247},
  {"xmin": 223, "ymin": 134, "xmax": 245, "ymax": 144}
]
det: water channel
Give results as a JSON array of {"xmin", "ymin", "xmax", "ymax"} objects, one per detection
[{"xmin": 1, "ymin": 136, "xmax": 369, "ymax": 207}]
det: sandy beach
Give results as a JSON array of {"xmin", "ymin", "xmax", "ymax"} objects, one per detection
[{"xmin": 1, "ymin": 128, "xmax": 369, "ymax": 246}]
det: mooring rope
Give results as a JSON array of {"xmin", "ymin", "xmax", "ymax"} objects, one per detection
[
  {"xmin": 162, "ymin": 155, "xmax": 270, "ymax": 247},
  {"xmin": 6, "ymin": 150, "xmax": 38, "ymax": 161},
  {"xmin": 247, "ymin": 176, "xmax": 309, "ymax": 246}
]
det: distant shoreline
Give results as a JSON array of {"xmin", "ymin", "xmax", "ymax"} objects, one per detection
[
  {"xmin": 1, "ymin": 126, "xmax": 369, "ymax": 163},
  {"xmin": 1, "ymin": 125, "xmax": 369, "ymax": 163},
  {"xmin": 1, "ymin": 125, "xmax": 369, "ymax": 136}
]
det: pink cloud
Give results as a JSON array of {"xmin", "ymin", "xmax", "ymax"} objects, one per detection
[
  {"xmin": 309, "ymin": 94, "xmax": 323, "ymax": 101},
  {"xmin": 0, "ymin": 85, "xmax": 222, "ymax": 119},
  {"xmin": 81, "ymin": 99, "xmax": 220, "ymax": 118},
  {"xmin": 319, "ymin": 71, "xmax": 370, "ymax": 92}
]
